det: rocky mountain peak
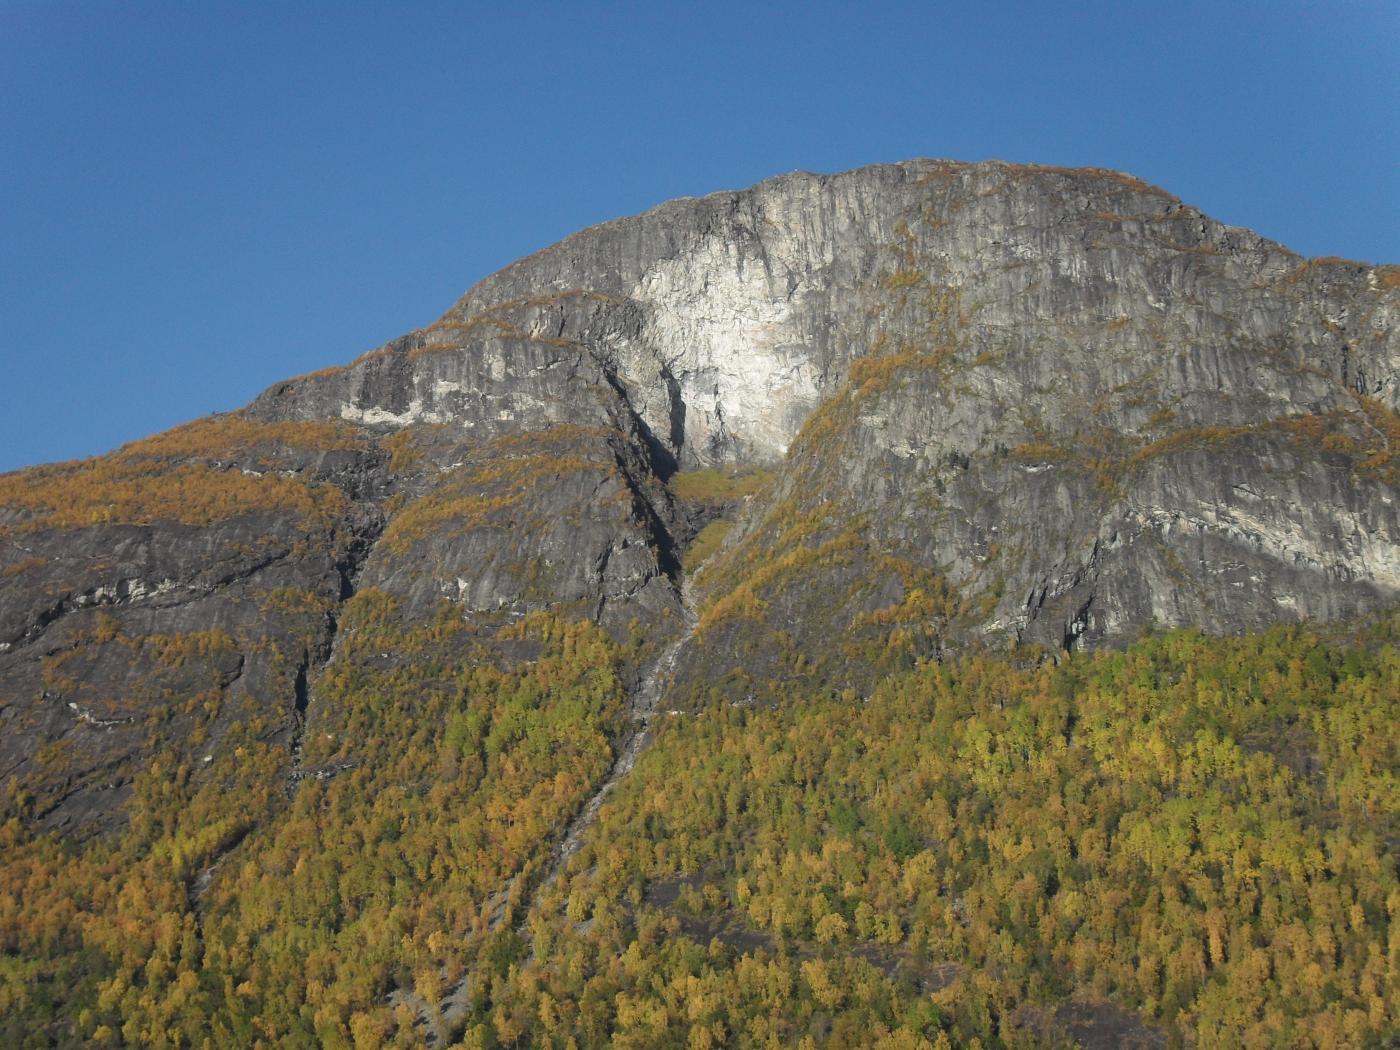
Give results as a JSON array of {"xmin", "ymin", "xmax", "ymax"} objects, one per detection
[
  {"xmin": 3, "ymin": 158, "xmax": 1398, "ymax": 835},
  {"xmin": 252, "ymin": 159, "xmax": 1398, "ymax": 464}
]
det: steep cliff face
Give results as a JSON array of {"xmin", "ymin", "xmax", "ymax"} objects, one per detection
[
  {"xmin": 250, "ymin": 159, "xmax": 1400, "ymax": 685},
  {"xmin": 3, "ymin": 159, "xmax": 1398, "ymax": 836},
  {"xmin": 253, "ymin": 160, "xmax": 1400, "ymax": 452}
]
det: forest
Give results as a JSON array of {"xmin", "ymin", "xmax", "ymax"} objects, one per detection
[{"xmin": 3, "ymin": 602, "xmax": 1398, "ymax": 1048}]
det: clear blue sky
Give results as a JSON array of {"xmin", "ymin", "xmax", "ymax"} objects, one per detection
[{"xmin": 2, "ymin": 1, "xmax": 1397, "ymax": 473}]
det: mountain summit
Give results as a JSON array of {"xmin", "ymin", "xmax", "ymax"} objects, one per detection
[
  {"xmin": 3, "ymin": 160, "xmax": 1399, "ymax": 1047},
  {"xmin": 5, "ymin": 154, "xmax": 1399, "ymax": 837}
]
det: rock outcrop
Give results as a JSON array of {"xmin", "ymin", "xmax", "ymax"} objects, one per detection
[{"xmin": 3, "ymin": 158, "xmax": 1398, "ymax": 834}]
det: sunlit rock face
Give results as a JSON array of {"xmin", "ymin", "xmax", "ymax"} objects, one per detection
[
  {"xmin": 252, "ymin": 163, "xmax": 913, "ymax": 464},
  {"xmin": 255, "ymin": 160, "xmax": 1400, "ymax": 460},
  {"xmin": 252, "ymin": 157, "xmax": 1400, "ymax": 649},
  {"xmin": 5, "ymin": 159, "xmax": 1399, "ymax": 831}
]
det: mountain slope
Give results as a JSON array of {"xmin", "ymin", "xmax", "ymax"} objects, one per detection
[{"xmin": 1, "ymin": 160, "xmax": 1398, "ymax": 1047}]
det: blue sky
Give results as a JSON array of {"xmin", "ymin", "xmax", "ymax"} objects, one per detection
[{"xmin": 2, "ymin": 1, "xmax": 1397, "ymax": 473}]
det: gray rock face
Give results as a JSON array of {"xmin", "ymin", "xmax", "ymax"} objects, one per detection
[
  {"xmin": 3, "ymin": 159, "xmax": 1398, "ymax": 831},
  {"xmin": 252, "ymin": 159, "xmax": 1400, "ymax": 649},
  {"xmin": 252, "ymin": 161, "xmax": 1400, "ymax": 458}
]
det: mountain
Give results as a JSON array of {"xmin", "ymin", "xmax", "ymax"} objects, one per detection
[{"xmin": 2, "ymin": 160, "xmax": 1398, "ymax": 1048}]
